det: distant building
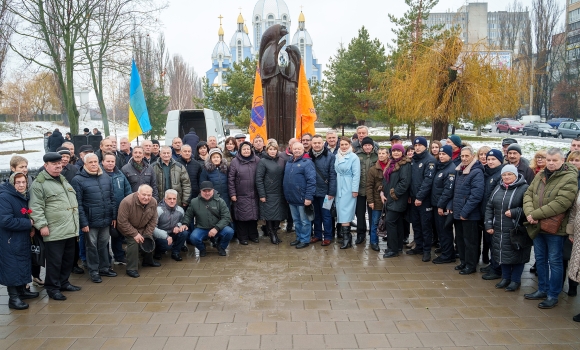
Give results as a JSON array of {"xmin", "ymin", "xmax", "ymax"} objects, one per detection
[{"xmin": 566, "ymin": 0, "xmax": 580, "ymax": 64}]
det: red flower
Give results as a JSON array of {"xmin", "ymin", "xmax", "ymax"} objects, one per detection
[
  {"xmin": 27, "ymin": 209, "xmax": 32, "ymax": 214},
  {"xmin": 21, "ymin": 208, "xmax": 27, "ymax": 214}
]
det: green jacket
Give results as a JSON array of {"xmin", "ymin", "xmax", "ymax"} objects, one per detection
[
  {"xmin": 357, "ymin": 151, "xmax": 378, "ymax": 194},
  {"xmin": 523, "ymin": 162, "xmax": 578, "ymax": 238},
  {"xmin": 183, "ymin": 192, "xmax": 231, "ymax": 231},
  {"xmin": 152, "ymin": 159, "xmax": 192, "ymax": 206},
  {"xmin": 29, "ymin": 170, "xmax": 79, "ymax": 242}
]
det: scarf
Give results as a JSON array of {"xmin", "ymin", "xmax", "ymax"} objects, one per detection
[
  {"xmin": 239, "ymin": 153, "xmax": 254, "ymax": 162},
  {"xmin": 336, "ymin": 146, "xmax": 352, "ymax": 161},
  {"xmin": 383, "ymin": 157, "xmax": 402, "ymax": 184},
  {"xmin": 83, "ymin": 165, "xmax": 102, "ymax": 176},
  {"xmin": 379, "ymin": 160, "xmax": 388, "ymax": 171},
  {"xmin": 452, "ymin": 148, "xmax": 461, "ymax": 160},
  {"xmin": 132, "ymin": 160, "xmax": 144, "ymax": 173},
  {"xmin": 460, "ymin": 165, "xmax": 467, "ymax": 172},
  {"xmin": 312, "ymin": 149, "xmax": 324, "ymax": 158}
]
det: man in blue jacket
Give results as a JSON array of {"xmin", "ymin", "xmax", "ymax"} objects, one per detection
[
  {"xmin": 283, "ymin": 142, "xmax": 316, "ymax": 249},
  {"xmin": 408, "ymin": 137, "xmax": 436, "ymax": 262},
  {"xmin": 309, "ymin": 135, "xmax": 337, "ymax": 246}
]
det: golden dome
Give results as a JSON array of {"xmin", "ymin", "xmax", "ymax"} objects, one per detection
[
  {"xmin": 298, "ymin": 11, "xmax": 305, "ymax": 22},
  {"xmin": 218, "ymin": 25, "xmax": 224, "ymax": 36},
  {"xmin": 243, "ymin": 24, "xmax": 249, "ymax": 34},
  {"xmin": 237, "ymin": 13, "xmax": 244, "ymax": 24}
]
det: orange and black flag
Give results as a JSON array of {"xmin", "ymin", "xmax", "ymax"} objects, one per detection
[{"xmin": 249, "ymin": 65, "xmax": 267, "ymax": 141}]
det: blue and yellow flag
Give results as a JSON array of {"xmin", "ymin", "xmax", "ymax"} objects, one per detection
[
  {"xmin": 249, "ymin": 65, "xmax": 267, "ymax": 141},
  {"xmin": 128, "ymin": 60, "xmax": 151, "ymax": 141}
]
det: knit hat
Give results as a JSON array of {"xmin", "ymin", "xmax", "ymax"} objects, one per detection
[
  {"xmin": 413, "ymin": 136, "xmax": 428, "ymax": 148},
  {"xmin": 391, "ymin": 144, "xmax": 405, "ymax": 153},
  {"xmin": 501, "ymin": 164, "xmax": 518, "ymax": 176},
  {"xmin": 56, "ymin": 146, "xmax": 71, "ymax": 156},
  {"xmin": 441, "ymin": 145, "xmax": 453, "ymax": 158},
  {"xmin": 507, "ymin": 144, "xmax": 522, "ymax": 155},
  {"xmin": 487, "ymin": 149, "xmax": 504, "ymax": 163},
  {"xmin": 361, "ymin": 137, "xmax": 374, "ymax": 146},
  {"xmin": 390, "ymin": 135, "xmax": 401, "ymax": 141},
  {"xmin": 448, "ymin": 135, "xmax": 462, "ymax": 148},
  {"xmin": 208, "ymin": 148, "xmax": 223, "ymax": 158}
]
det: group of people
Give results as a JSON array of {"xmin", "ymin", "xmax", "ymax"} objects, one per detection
[{"xmin": 3, "ymin": 125, "xmax": 580, "ymax": 323}]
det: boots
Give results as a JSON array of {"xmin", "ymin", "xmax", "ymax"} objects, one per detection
[
  {"xmin": 268, "ymin": 222, "xmax": 281, "ymax": 244},
  {"xmin": 7, "ymin": 286, "xmax": 28, "ymax": 310},
  {"xmin": 336, "ymin": 223, "xmax": 343, "ymax": 239},
  {"xmin": 340, "ymin": 226, "xmax": 352, "ymax": 249},
  {"xmin": 17, "ymin": 285, "xmax": 39, "ymax": 300},
  {"xmin": 355, "ymin": 232, "xmax": 366, "ymax": 245}
]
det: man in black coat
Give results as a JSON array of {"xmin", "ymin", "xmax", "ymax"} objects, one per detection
[
  {"xmin": 177, "ymin": 145, "xmax": 201, "ymax": 202},
  {"xmin": 507, "ymin": 144, "xmax": 535, "ymax": 185},
  {"xmin": 48, "ymin": 129, "xmax": 65, "ymax": 152},
  {"xmin": 183, "ymin": 127, "xmax": 200, "ymax": 154}
]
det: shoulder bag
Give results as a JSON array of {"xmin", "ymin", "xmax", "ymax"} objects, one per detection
[{"xmin": 537, "ymin": 180, "xmax": 567, "ymax": 234}]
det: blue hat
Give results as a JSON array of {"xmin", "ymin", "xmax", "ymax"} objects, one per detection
[
  {"xmin": 441, "ymin": 145, "xmax": 453, "ymax": 158},
  {"xmin": 448, "ymin": 135, "xmax": 462, "ymax": 148},
  {"xmin": 414, "ymin": 137, "xmax": 428, "ymax": 148},
  {"xmin": 487, "ymin": 149, "xmax": 504, "ymax": 164}
]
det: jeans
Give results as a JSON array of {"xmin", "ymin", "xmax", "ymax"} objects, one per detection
[
  {"xmin": 369, "ymin": 210, "xmax": 381, "ymax": 245},
  {"xmin": 85, "ymin": 226, "xmax": 110, "ymax": 274},
  {"xmin": 410, "ymin": 200, "xmax": 433, "ymax": 252},
  {"xmin": 289, "ymin": 204, "xmax": 311, "ymax": 243},
  {"xmin": 78, "ymin": 230, "xmax": 86, "ymax": 262},
  {"xmin": 189, "ymin": 226, "xmax": 234, "ymax": 252},
  {"xmin": 534, "ymin": 233, "xmax": 566, "ymax": 299},
  {"xmin": 313, "ymin": 196, "xmax": 333, "ymax": 241},
  {"xmin": 155, "ymin": 231, "xmax": 187, "ymax": 255},
  {"xmin": 501, "ymin": 263, "xmax": 525, "ymax": 283}
]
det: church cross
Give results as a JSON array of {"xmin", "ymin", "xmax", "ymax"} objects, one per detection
[{"xmin": 218, "ymin": 14, "xmax": 223, "ymax": 25}]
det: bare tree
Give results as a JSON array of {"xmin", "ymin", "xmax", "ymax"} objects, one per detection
[
  {"xmin": 498, "ymin": 0, "xmax": 528, "ymax": 53},
  {"xmin": 0, "ymin": 0, "xmax": 14, "ymax": 89},
  {"xmin": 167, "ymin": 54, "xmax": 202, "ymax": 110}
]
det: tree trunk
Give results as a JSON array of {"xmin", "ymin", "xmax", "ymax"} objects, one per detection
[
  {"xmin": 389, "ymin": 124, "xmax": 394, "ymax": 138},
  {"xmin": 410, "ymin": 123, "xmax": 416, "ymax": 140},
  {"xmin": 431, "ymin": 120, "xmax": 449, "ymax": 141},
  {"xmin": 96, "ymin": 93, "xmax": 110, "ymax": 136}
]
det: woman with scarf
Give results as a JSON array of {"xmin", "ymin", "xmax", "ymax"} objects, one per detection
[
  {"xmin": 334, "ymin": 137, "xmax": 360, "ymax": 249},
  {"xmin": 380, "ymin": 144, "xmax": 412, "ymax": 257},
  {"xmin": 228, "ymin": 142, "xmax": 260, "ymax": 245},
  {"xmin": 430, "ymin": 145, "xmax": 457, "ymax": 264},
  {"xmin": 484, "ymin": 165, "xmax": 530, "ymax": 291},
  {"xmin": 366, "ymin": 148, "xmax": 389, "ymax": 252},
  {"xmin": 530, "ymin": 150, "xmax": 547, "ymax": 175},
  {"xmin": 195, "ymin": 141, "xmax": 210, "ymax": 166},
  {"xmin": 0, "ymin": 172, "xmax": 39, "ymax": 309},
  {"xmin": 223, "ymin": 137, "xmax": 238, "ymax": 165}
]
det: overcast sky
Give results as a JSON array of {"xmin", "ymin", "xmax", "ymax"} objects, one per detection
[{"xmin": 159, "ymin": 0, "xmax": 537, "ymax": 80}]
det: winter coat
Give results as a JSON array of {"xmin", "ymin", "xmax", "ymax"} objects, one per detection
[
  {"xmin": 324, "ymin": 142, "xmax": 338, "ymax": 155},
  {"xmin": 228, "ymin": 153, "xmax": 260, "ymax": 221},
  {"xmin": 431, "ymin": 159, "xmax": 456, "ymax": 210},
  {"xmin": 481, "ymin": 164, "xmax": 504, "ymax": 217},
  {"xmin": 61, "ymin": 164, "xmax": 78, "ymax": 184},
  {"xmin": 410, "ymin": 151, "xmax": 436, "ymax": 202},
  {"xmin": 44, "ymin": 136, "xmax": 50, "ymax": 153},
  {"xmin": 334, "ymin": 149, "xmax": 360, "ymax": 221},
  {"xmin": 104, "ymin": 167, "xmax": 132, "ymax": 212},
  {"xmin": 183, "ymin": 192, "xmax": 231, "ymax": 231},
  {"xmin": 200, "ymin": 158, "xmax": 230, "ymax": 208},
  {"xmin": 29, "ymin": 170, "xmax": 79, "ymax": 242},
  {"xmin": 178, "ymin": 157, "xmax": 202, "ymax": 200},
  {"xmin": 95, "ymin": 149, "xmax": 126, "ymax": 169},
  {"xmin": 352, "ymin": 139, "xmax": 379, "ymax": 154},
  {"xmin": 121, "ymin": 158, "xmax": 159, "ymax": 201},
  {"xmin": 116, "ymin": 193, "xmax": 158, "ymax": 238},
  {"xmin": 47, "ymin": 130, "xmax": 64, "ymax": 152},
  {"xmin": 283, "ymin": 154, "xmax": 316, "ymax": 206},
  {"xmin": 366, "ymin": 160, "xmax": 386, "ymax": 212},
  {"xmin": 514, "ymin": 161, "xmax": 535, "ymax": 185},
  {"xmin": 308, "ymin": 148, "xmax": 337, "ymax": 198},
  {"xmin": 152, "ymin": 159, "xmax": 191, "ymax": 205},
  {"xmin": 452, "ymin": 158, "xmax": 484, "ymax": 220},
  {"xmin": 485, "ymin": 174, "xmax": 531, "ymax": 265},
  {"xmin": 223, "ymin": 150, "xmax": 237, "ymax": 165},
  {"xmin": 567, "ymin": 192, "xmax": 580, "ymax": 282},
  {"xmin": 71, "ymin": 168, "xmax": 116, "ymax": 228},
  {"xmin": 182, "ymin": 131, "xmax": 200, "ymax": 154},
  {"xmin": 381, "ymin": 157, "xmax": 412, "ymax": 213},
  {"xmin": 0, "ymin": 181, "xmax": 33, "ymax": 286},
  {"xmin": 256, "ymin": 153, "xmax": 286, "ymax": 220},
  {"xmin": 153, "ymin": 201, "xmax": 185, "ymax": 240},
  {"xmin": 356, "ymin": 150, "xmax": 378, "ymax": 194},
  {"xmin": 524, "ymin": 162, "xmax": 578, "ymax": 239}
]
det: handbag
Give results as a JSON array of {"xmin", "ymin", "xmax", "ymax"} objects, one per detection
[
  {"xmin": 31, "ymin": 229, "xmax": 45, "ymax": 267},
  {"xmin": 509, "ymin": 210, "xmax": 532, "ymax": 251},
  {"xmin": 377, "ymin": 206, "xmax": 387, "ymax": 237},
  {"xmin": 109, "ymin": 224, "xmax": 119, "ymax": 239},
  {"xmin": 540, "ymin": 212, "xmax": 566, "ymax": 234}
]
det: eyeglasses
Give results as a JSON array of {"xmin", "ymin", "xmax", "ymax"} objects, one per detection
[
  {"xmin": 301, "ymin": 138, "xmax": 311, "ymax": 142},
  {"xmin": 535, "ymin": 156, "xmax": 546, "ymax": 160}
]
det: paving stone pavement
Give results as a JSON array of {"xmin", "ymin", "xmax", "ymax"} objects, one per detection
[{"xmin": 1, "ymin": 232, "xmax": 580, "ymax": 349}]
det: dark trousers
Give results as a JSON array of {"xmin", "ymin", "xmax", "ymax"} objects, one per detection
[
  {"xmin": 286, "ymin": 204, "xmax": 293, "ymax": 230},
  {"xmin": 31, "ymin": 265, "xmax": 41, "ymax": 279},
  {"xmin": 484, "ymin": 230, "xmax": 501, "ymax": 274},
  {"xmin": 236, "ymin": 220, "xmax": 259, "ymax": 241},
  {"xmin": 355, "ymin": 196, "xmax": 371, "ymax": 235},
  {"xmin": 385, "ymin": 210, "xmax": 404, "ymax": 252},
  {"xmin": 313, "ymin": 196, "xmax": 333, "ymax": 240},
  {"xmin": 111, "ymin": 234, "xmax": 126, "ymax": 261},
  {"xmin": 155, "ymin": 231, "xmax": 187, "ymax": 255},
  {"xmin": 454, "ymin": 219, "xmax": 479, "ymax": 270},
  {"xmin": 410, "ymin": 200, "xmax": 433, "ymax": 252},
  {"xmin": 433, "ymin": 211, "xmax": 454, "ymax": 260},
  {"xmin": 44, "ymin": 237, "xmax": 76, "ymax": 294}
]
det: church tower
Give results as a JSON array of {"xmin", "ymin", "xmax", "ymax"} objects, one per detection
[
  {"xmin": 230, "ymin": 12, "xmax": 254, "ymax": 64},
  {"xmin": 291, "ymin": 11, "xmax": 322, "ymax": 82},
  {"xmin": 252, "ymin": 0, "xmax": 291, "ymax": 52},
  {"xmin": 205, "ymin": 15, "xmax": 232, "ymax": 90}
]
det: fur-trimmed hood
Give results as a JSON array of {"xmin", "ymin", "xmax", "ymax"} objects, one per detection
[{"xmin": 203, "ymin": 156, "xmax": 228, "ymax": 174}]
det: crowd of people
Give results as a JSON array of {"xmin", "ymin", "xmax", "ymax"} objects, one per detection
[{"xmin": 2, "ymin": 125, "xmax": 580, "ymax": 323}]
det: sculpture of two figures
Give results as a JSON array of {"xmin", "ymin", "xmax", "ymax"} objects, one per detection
[{"xmin": 259, "ymin": 24, "xmax": 301, "ymax": 146}]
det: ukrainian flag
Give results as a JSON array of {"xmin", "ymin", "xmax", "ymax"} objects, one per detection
[{"xmin": 128, "ymin": 60, "xmax": 151, "ymax": 141}]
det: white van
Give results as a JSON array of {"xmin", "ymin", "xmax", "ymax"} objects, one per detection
[
  {"xmin": 165, "ymin": 109, "xmax": 227, "ymax": 148},
  {"xmin": 519, "ymin": 115, "xmax": 541, "ymax": 125}
]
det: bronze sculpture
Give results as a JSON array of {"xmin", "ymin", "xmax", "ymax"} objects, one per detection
[{"xmin": 259, "ymin": 24, "xmax": 301, "ymax": 146}]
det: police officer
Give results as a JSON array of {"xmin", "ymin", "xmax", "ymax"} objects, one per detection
[
  {"xmin": 431, "ymin": 145, "xmax": 457, "ymax": 264},
  {"xmin": 407, "ymin": 137, "xmax": 436, "ymax": 262}
]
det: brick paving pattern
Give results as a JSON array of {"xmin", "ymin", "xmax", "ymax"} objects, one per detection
[{"xmin": 1, "ymin": 232, "xmax": 580, "ymax": 349}]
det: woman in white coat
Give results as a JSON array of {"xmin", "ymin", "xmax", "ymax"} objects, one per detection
[{"xmin": 334, "ymin": 137, "xmax": 361, "ymax": 249}]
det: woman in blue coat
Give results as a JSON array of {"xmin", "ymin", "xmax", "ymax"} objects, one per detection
[
  {"xmin": 0, "ymin": 172, "xmax": 39, "ymax": 310},
  {"xmin": 334, "ymin": 137, "xmax": 361, "ymax": 249}
]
